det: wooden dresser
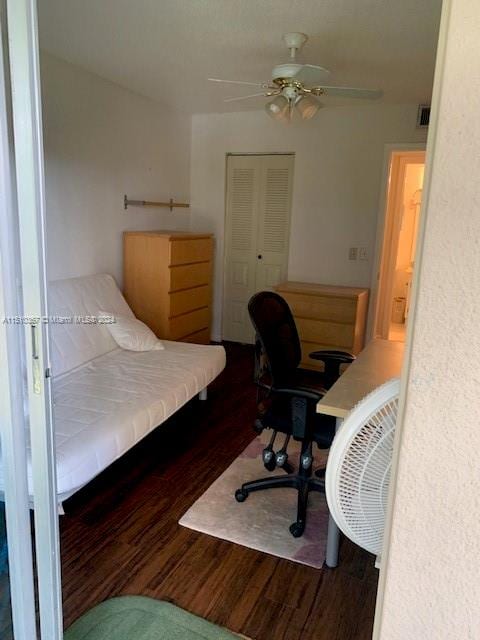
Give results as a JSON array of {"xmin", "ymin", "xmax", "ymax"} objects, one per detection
[
  {"xmin": 274, "ymin": 281, "xmax": 369, "ymax": 371},
  {"xmin": 123, "ymin": 231, "xmax": 213, "ymax": 344}
]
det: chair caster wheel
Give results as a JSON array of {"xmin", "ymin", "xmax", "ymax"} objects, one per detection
[
  {"xmin": 262, "ymin": 447, "xmax": 273, "ymax": 463},
  {"xmin": 301, "ymin": 453, "xmax": 313, "ymax": 470},
  {"xmin": 235, "ymin": 489, "xmax": 248, "ymax": 503},
  {"xmin": 289, "ymin": 521, "xmax": 305, "ymax": 538},
  {"xmin": 253, "ymin": 419, "xmax": 264, "ymax": 434},
  {"xmin": 264, "ymin": 458, "xmax": 276, "ymax": 471}
]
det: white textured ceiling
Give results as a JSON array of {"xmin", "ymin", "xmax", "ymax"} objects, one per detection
[{"xmin": 38, "ymin": 0, "xmax": 442, "ymax": 113}]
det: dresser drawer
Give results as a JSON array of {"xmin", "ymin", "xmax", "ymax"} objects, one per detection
[
  {"xmin": 296, "ymin": 317, "xmax": 355, "ymax": 349},
  {"xmin": 169, "ymin": 262, "xmax": 211, "ymax": 292},
  {"xmin": 168, "ymin": 307, "xmax": 210, "ymax": 340},
  {"xmin": 280, "ymin": 291, "xmax": 357, "ymax": 324},
  {"xmin": 169, "ymin": 285, "xmax": 210, "ymax": 317},
  {"xmin": 169, "ymin": 238, "xmax": 213, "ymax": 266},
  {"xmin": 180, "ymin": 328, "xmax": 211, "ymax": 344}
]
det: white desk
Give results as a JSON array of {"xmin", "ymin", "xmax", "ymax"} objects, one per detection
[{"xmin": 317, "ymin": 338, "xmax": 404, "ymax": 567}]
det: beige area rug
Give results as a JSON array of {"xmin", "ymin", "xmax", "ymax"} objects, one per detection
[{"xmin": 179, "ymin": 432, "xmax": 330, "ymax": 569}]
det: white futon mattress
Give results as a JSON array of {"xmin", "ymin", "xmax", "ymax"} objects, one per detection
[
  {"xmin": 34, "ymin": 340, "xmax": 224, "ymax": 500},
  {"xmin": 0, "ymin": 274, "xmax": 226, "ymax": 503}
]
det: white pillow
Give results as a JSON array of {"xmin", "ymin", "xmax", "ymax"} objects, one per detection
[{"xmin": 98, "ymin": 311, "xmax": 164, "ymax": 352}]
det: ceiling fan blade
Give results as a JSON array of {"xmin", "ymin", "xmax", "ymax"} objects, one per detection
[
  {"xmin": 224, "ymin": 91, "xmax": 278, "ymax": 103},
  {"xmin": 312, "ymin": 85, "xmax": 383, "ymax": 100},
  {"xmin": 293, "ymin": 64, "xmax": 330, "ymax": 86},
  {"xmin": 208, "ymin": 77, "xmax": 267, "ymax": 87}
]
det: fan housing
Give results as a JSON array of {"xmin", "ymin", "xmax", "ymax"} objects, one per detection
[{"xmin": 208, "ymin": 32, "xmax": 382, "ymax": 122}]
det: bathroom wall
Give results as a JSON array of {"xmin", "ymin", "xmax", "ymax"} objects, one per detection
[{"xmin": 391, "ymin": 163, "xmax": 424, "ymax": 318}]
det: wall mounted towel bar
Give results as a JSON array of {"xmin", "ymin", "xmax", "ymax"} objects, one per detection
[{"xmin": 124, "ymin": 195, "xmax": 190, "ymax": 211}]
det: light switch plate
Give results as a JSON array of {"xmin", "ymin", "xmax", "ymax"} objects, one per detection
[
  {"xmin": 359, "ymin": 247, "xmax": 368, "ymax": 261},
  {"xmin": 349, "ymin": 247, "xmax": 358, "ymax": 261}
]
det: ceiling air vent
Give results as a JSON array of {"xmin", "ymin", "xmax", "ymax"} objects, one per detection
[{"xmin": 417, "ymin": 104, "xmax": 430, "ymax": 128}]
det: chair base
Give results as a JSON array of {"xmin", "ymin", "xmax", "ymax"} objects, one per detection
[{"xmin": 235, "ymin": 473, "xmax": 325, "ymax": 538}]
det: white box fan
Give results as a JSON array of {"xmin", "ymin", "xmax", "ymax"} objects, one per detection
[{"xmin": 325, "ymin": 378, "xmax": 400, "ymax": 557}]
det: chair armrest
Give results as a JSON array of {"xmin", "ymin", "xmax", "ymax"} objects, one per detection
[
  {"xmin": 308, "ymin": 349, "xmax": 355, "ymax": 364},
  {"xmin": 308, "ymin": 350, "xmax": 356, "ymax": 389}
]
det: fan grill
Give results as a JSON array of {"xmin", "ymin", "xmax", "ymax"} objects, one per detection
[{"xmin": 326, "ymin": 379, "xmax": 400, "ymax": 556}]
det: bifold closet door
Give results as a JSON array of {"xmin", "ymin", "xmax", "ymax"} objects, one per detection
[{"xmin": 223, "ymin": 154, "xmax": 293, "ymax": 343}]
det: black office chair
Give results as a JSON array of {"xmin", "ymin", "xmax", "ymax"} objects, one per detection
[{"xmin": 235, "ymin": 291, "xmax": 355, "ymax": 538}]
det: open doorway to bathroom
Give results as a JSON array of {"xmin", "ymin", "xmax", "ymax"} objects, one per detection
[{"xmin": 373, "ymin": 149, "xmax": 426, "ymax": 342}]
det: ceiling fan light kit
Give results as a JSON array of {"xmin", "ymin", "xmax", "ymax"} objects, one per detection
[
  {"xmin": 295, "ymin": 94, "xmax": 322, "ymax": 120},
  {"xmin": 208, "ymin": 32, "xmax": 382, "ymax": 123},
  {"xmin": 265, "ymin": 95, "xmax": 289, "ymax": 122}
]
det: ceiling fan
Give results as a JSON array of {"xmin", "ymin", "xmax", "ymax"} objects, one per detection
[{"xmin": 209, "ymin": 32, "xmax": 382, "ymax": 122}]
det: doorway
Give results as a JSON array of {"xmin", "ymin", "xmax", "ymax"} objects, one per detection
[
  {"xmin": 222, "ymin": 154, "xmax": 294, "ymax": 343},
  {"xmin": 373, "ymin": 149, "xmax": 426, "ymax": 342}
]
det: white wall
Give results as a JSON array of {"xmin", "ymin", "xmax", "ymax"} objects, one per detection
[
  {"xmin": 41, "ymin": 53, "xmax": 191, "ymax": 285},
  {"xmin": 377, "ymin": 1, "xmax": 480, "ymax": 637},
  {"xmin": 190, "ymin": 106, "xmax": 427, "ymax": 340}
]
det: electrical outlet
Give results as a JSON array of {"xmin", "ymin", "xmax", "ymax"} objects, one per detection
[
  {"xmin": 348, "ymin": 247, "xmax": 358, "ymax": 261},
  {"xmin": 359, "ymin": 247, "xmax": 368, "ymax": 261}
]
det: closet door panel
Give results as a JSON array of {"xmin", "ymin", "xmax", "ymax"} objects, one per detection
[
  {"xmin": 223, "ymin": 156, "xmax": 261, "ymax": 343},
  {"xmin": 255, "ymin": 155, "xmax": 294, "ymax": 293}
]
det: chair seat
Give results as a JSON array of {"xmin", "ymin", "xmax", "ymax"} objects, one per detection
[{"xmin": 260, "ymin": 394, "xmax": 336, "ymax": 449}]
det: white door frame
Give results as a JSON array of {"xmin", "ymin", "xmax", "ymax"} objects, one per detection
[
  {"xmin": 0, "ymin": 3, "xmax": 37, "ymax": 638},
  {"xmin": 6, "ymin": 1, "xmax": 63, "ymax": 638},
  {"xmin": 373, "ymin": 0, "xmax": 450, "ymax": 635},
  {"xmin": 367, "ymin": 143, "xmax": 426, "ymax": 341}
]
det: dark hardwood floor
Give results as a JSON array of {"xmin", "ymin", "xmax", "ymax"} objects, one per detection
[{"xmin": 60, "ymin": 342, "xmax": 378, "ymax": 639}]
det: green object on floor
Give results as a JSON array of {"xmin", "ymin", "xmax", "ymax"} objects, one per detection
[{"xmin": 65, "ymin": 596, "xmax": 239, "ymax": 640}]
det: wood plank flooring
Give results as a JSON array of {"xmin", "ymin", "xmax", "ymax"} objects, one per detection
[{"xmin": 61, "ymin": 343, "xmax": 378, "ymax": 639}]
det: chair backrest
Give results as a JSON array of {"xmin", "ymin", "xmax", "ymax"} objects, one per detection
[{"xmin": 248, "ymin": 291, "xmax": 301, "ymax": 384}]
